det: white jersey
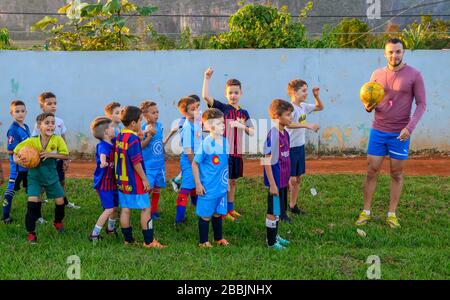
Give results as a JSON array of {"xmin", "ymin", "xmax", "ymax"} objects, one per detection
[
  {"xmin": 286, "ymin": 102, "xmax": 315, "ymax": 148},
  {"xmin": 32, "ymin": 116, "xmax": 67, "ymax": 136}
]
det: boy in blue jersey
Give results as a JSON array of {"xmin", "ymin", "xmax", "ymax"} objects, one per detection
[
  {"xmin": 202, "ymin": 67, "xmax": 254, "ymax": 222},
  {"xmin": 263, "ymin": 99, "xmax": 293, "ymax": 250},
  {"xmin": 192, "ymin": 108, "xmax": 230, "ymax": 248},
  {"xmin": 89, "ymin": 117, "xmax": 119, "ymax": 241},
  {"xmin": 115, "ymin": 106, "xmax": 166, "ymax": 249},
  {"xmin": 140, "ymin": 101, "xmax": 167, "ymax": 220},
  {"xmin": 165, "ymin": 95, "xmax": 201, "ymax": 192},
  {"xmin": 104, "ymin": 102, "xmax": 124, "ymax": 137},
  {"xmin": 174, "ymin": 96, "xmax": 202, "ymax": 228},
  {"xmin": 2, "ymin": 100, "xmax": 31, "ymax": 224}
]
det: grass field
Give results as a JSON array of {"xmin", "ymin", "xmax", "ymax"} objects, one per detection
[{"xmin": 0, "ymin": 175, "xmax": 448, "ymax": 280}]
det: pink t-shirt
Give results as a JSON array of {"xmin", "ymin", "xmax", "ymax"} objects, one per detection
[{"xmin": 370, "ymin": 64, "xmax": 426, "ymax": 133}]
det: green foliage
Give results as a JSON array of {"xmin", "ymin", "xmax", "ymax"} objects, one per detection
[
  {"xmin": 31, "ymin": 0, "xmax": 157, "ymax": 50},
  {"xmin": 0, "ymin": 28, "xmax": 10, "ymax": 49},
  {"xmin": 209, "ymin": 3, "xmax": 312, "ymax": 49},
  {"xmin": 329, "ymin": 18, "xmax": 371, "ymax": 48},
  {"xmin": 401, "ymin": 16, "xmax": 450, "ymax": 50}
]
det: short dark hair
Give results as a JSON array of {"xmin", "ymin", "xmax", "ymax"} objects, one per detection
[
  {"xmin": 120, "ymin": 106, "xmax": 142, "ymax": 127},
  {"xmin": 104, "ymin": 102, "xmax": 121, "ymax": 116},
  {"xmin": 38, "ymin": 92, "xmax": 56, "ymax": 107},
  {"xmin": 202, "ymin": 108, "xmax": 224, "ymax": 123},
  {"xmin": 385, "ymin": 38, "xmax": 406, "ymax": 49},
  {"xmin": 140, "ymin": 100, "xmax": 157, "ymax": 112},
  {"xmin": 36, "ymin": 112, "xmax": 55, "ymax": 124},
  {"xmin": 178, "ymin": 96, "xmax": 197, "ymax": 114},
  {"xmin": 10, "ymin": 100, "xmax": 26, "ymax": 111},
  {"xmin": 91, "ymin": 117, "xmax": 112, "ymax": 140},
  {"xmin": 269, "ymin": 99, "xmax": 294, "ymax": 119},
  {"xmin": 188, "ymin": 94, "xmax": 201, "ymax": 102},
  {"xmin": 287, "ymin": 79, "xmax": 308, "ymax": 96},
  {"xmin": 226, "ymin": 79, "xmax": 242, "ymax": 90}
]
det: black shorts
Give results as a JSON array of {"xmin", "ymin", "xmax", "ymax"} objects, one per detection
[
  {"xmin": 8, "ymin": 171, "xmax": 28, "ymax": 192},
  {"xmin": 290, "ymin": 146, "xmax": 306, "ymax": 177},
  {"xmin": 228, "ymin": 156, "xmax": 243, "ymax": 179},
  {"xmin": 267, "ymin": 187, "xmax": 288, "ymax": 217},
  {"xmin": 57, "ymin": 160, "xmax": 65, "ymax": 182}
]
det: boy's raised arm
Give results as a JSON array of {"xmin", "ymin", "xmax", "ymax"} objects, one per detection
[{"xmin": 202, "ymin": 67, "xmax": 215, "ymax": 107}]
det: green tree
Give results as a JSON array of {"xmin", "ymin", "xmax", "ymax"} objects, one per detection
[
  {"xmin": 0, "ymin": 28, "xmax": 10, "ymax": 49},
  {"xmin": 209, "ymin": 3, "xmax": 312, "ymax": 49},
  {"xmin": 31, "ymin": 0, "xmax": 157, "ymax": 50}
]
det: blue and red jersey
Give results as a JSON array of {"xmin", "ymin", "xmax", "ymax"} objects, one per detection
[
  {"xmin": 209, "ymin": 99, "xmax": 252, "ymax": 158},
  {"xmin": 263, "ymin": 128, "xmax": 291, "ymax": 189},
  {"xmin": 115, "ymin": 129, "xmax": 146, "ymax": 195},
  {"xmin": 93, "ymin": 139, "xmax": 116, "ymax": 191}
]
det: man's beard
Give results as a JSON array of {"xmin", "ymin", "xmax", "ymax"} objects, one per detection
[{"xmin": 390, "ymin": 59, "xmax": 403, "ymax": 68}]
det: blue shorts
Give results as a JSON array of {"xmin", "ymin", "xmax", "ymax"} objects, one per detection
[
  {"xmin": 180, "ymin": 163, "xmax": 195, "ymax": 190},
  {"xmin": 290, "ymin": 146, "xmax": 306, "ymax": 177},
  {"xmin": 228, "ymin": 156, "xmax": 243, "ymax": 179},
  {"xmin": 367, "ymin": 129, "xmax": 410, "ymax": 160},
  {"xmin": 145, "ymin": 167, "xmax": 166, "ymax": 188},
  {"xmin": 196, "ymin": 195, "xmax": 227, "ymax": 218},
  {"xmin": 118, "ymin": 192, "xmax": 150, "ymax": 209},
  {"xmin": 97, "ymin": 189, "xmax": 119, "ymax": 209}
]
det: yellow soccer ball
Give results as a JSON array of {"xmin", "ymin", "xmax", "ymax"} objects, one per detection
[{"xmin": 360, "ymin": 82, "xmax": 385, "ymax": 110}]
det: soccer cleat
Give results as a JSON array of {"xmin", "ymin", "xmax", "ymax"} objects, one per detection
[
  {"xmin": 268, "ymin": 241, "xmax": 286, "ymax": 251},
  {"xmin": 171, "ymin": 178, "xmax": 180, "ymax": 192},
  {"xmin": 386, "ymin": 215, "xmax": 401, "ymax": 228},
  {"xmin": 52, "ymin": 221, "xmax": 64, "ymax": 233},
  {"xmin": 229, "ymin": 210, "xmax": 241, "ymax": 218},
  {"xmin": 355, "ymin": 211, "xmax": 371, "ymax": 226},
  {"xmin": 2, "ymin": 217, "xmax": 13, "ymax": 224},
  {"xmin": 37, "ymin": 217, "xmax": 47, "ymax": 225},
  {"xmin": 289, "ymin": 205, "xmax": 307, "ymax": 215},
  {"xmin": 151, "ymin": 212, "xmax": 160, "ymax": 221},
  {"xmin": 143, "ymin": 239, "xmax": 166, "ymax": 249},
  {"xmin": 198, "ymin": 241, "xmax": 213, "ymax": 248},
  {"xmin": 66, "ymin": 202, "xmax": 81, "ymax": 209},
  {"xmin": 214, "ymin": 239, "xmax": 230, "ymax": 246},
  {"xmin": 223, "ymin": 213, "xmax": 236, "ymax": 222},
  {"xmin": 88, "ymin": 234, "xmax": 103, "ymax": 242},
  {"xmin": 27, "ymin": 232, "xmax": 37, "ymax": 244},
  {"xmin": 280, "ymin": 214, "xmax": 292, "ymax": 224},
  {"xmin": 105, "ymin": 227, "xmax": 118, "ymax": 237},
  {"xmin": 276, "ymin": 235, "xmax": 290, "ymax": 247}
]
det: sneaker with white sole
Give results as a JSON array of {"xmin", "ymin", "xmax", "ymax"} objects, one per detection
[{"xmin": 66, "ymin": 202, "xmax": 81, "ymax": 209}]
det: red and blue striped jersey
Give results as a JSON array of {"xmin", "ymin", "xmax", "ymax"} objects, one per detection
[
  {"xmin": 93, "ymin": 139, "xmax": 117, "ymax": 191},
  {"xmin": 115, "ymin": 129, "xmax": 146, "ymax": 195},
  {"xmin": 263, "ymin": 128, "xmax": 291, "ymax": 189}
]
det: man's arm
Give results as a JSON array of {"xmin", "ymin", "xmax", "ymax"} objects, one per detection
[{"xmin": 405, "ymin": 72, "xmax": 427, "ymax": 135}]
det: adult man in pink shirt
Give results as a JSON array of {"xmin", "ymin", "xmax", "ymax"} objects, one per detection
[{"xmin": 356, "ymin": 38, "xmax": 427, "ymax": 228}]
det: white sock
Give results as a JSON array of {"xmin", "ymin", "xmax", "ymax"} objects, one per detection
[
  {"xmin": 363, "ymin": 210, "xmax": 371, "ymax": 216},
  {"xmin": 92, "ymin": 225, "xmax": 102, "ymax": 236},
  {"xmin": 388, "ymin": 212, "xmax": 396, "ymax": 217},
  {"xmin": 108, "ymin": 218, "xmax": 116, "ymax": 230}
]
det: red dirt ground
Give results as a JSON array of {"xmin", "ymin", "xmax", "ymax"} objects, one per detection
[{"xmin": 3, "ymin": 157, "xmax": 448, "ymax": 179}]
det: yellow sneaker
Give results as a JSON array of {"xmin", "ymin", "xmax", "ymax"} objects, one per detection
[
  {"xmin": 355, "ymin": 211, "xmax": 371, "ymax": 226},
  {"xmin": 143, "ymin": 239, "xmax": 166, "ymax": 249},
  {"xmin": 198, "ymin": 241, "xmax": 213, "ymax": 248},
  {"xmin": 386, "ymin": 215, "xmax": 401, "ymax": 228},
  {"xmin": 229, "ymin": 210, "xmax": 241, "ymax": 218},
  {"xmin": 223, "ymin": 213, "xmax": 236, "ymax": 222},
  {"xmin": 214, "ymin": 239, "xmax": 230, "ymax": 247}
]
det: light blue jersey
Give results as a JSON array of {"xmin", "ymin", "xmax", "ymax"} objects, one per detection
[
  {"xmin": 141, "ymin": 122, "xmax": 165, "ymax": 170},
  {"xmin": 194, "ymin": 135, "xmax": 229, "ymax": 200},
  {"xmin": 180, "ymin": 119, "xmax": 202, "ymax": 189}
]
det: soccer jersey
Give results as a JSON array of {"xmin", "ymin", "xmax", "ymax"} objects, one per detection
[
  {"xmin": 93, "ymin": 139, "xmax": 116, "ymax": 191},
  {"xmin": 115, "ymin": 129, "xmax": 146, "ymax": 195},
  {"xmin": 141, "ymin": 122, "xmax": 165, "ymax": 170},
  {"xmin": 32, "ymin": 116, "xmax": 67, "ymax": 136},
  {"xmin": 194, "ymin": 136, "xmax": 229, "ymax": 200},
  {"xmin": 7, "ymin": 121, "xmax": 31, "ymax": 172},
  {"xmin": 180, "ymin": 119, "xmax": 202, "ymax": 169},
  {"xmin": 286, "ymin": 102, "xmax": 316, "ymax": 148},
  {"xmin": 209, "ymin": 99, "xmax": 252, "ymax": 158},
  {"xmin": 263, "ymin": 128, "xmax": 291, "ymax": 189},
  {"xmin": 113, "ymin": 123, "xmax": 124, "ymax": 137}
]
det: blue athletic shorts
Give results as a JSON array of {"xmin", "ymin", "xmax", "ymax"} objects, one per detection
[
  {"xmin": 290, "ymin": 146, "xmax": 306, "ymax": 177},
  {"xmin": 367, "ymin": 128, "xmax": 410, "ymax": 160},
  {"xmin": 196, "ymin": 195, "xmax": 227, "ymax": 218},
  {"xmin": 97, "ymin": 189, "xmax": 119, "ymax": 209},
  {"xmin": 146, "ymin": 167, "xmax": 167, "ymax": 188},
  {"xmin": 119, "ymin": 192, "xmax": 150, "ymax": 209}
]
